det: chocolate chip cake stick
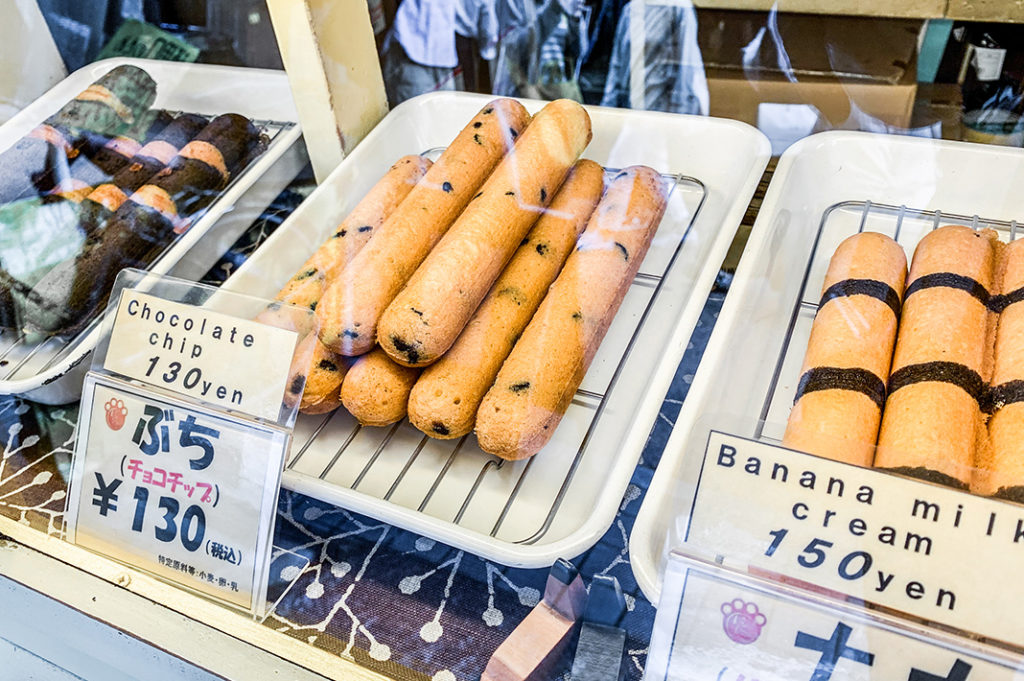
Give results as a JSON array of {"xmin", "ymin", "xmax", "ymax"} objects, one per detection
[
  {"xmin": 475, "ymin": 166, "xmax": 667, "ymax": 461},
  {"xmin": 782, "ymin": 232, "xmax": 907, "ymax": 466},
  {"xmin": 0, "ymin": 65, "xmax": 157, "ymax": 203},
  {"xmin": 378, "ymin": 99, "xmax": 592, "ymax": 368},
  {"xmin": 341, "ymin": 347, "xmax": 420, "ymax": 426},
  {"xmin": 316, "ymin": 99, "xmax": 531, "ymax": 356},
  {"xmin": 875, "ymin": 225, "xmax": 999, "ymax": 489},
  {"xmin": 407, "ymin": 160, "xmax": 604, "ymax": 439},
  {"xmin": 24, "ymin": 114, "xmax": 264, "ymax": 334},
  {"xmin": 271, "ymin": 155, "xmax": 431, "ymax": 415},
  {"xmin": 288, "ymin": 333, "xmax": 350, "ymax": 415},
  {"xmin": 974, "ymin": 238, "xmax": 1024, "ymax": 500},
  {"xmin": 276, "ymin": 154, "xmax": 432, "ymax": 313}
]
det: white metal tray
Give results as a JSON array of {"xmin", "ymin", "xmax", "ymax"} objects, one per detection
[
  {"xmin": 0, "ymin": 57, "xmax": 305, "ymax": 404},
  {"xmin": 630, "ymin": 131, "xmax": 1024, "ymax": 601},
  {"xmin": 223, "ymin": 91, "xmax": 770, "ymax": 567}
]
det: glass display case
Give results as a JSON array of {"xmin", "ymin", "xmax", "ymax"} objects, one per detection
[{"xmin": 1, "ymin": 1, "xmax": 1023, "ymax": 679}]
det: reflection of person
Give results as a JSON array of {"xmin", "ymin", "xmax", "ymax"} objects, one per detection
[
  {"xmin": 382, "ymin": 0, "xmax": 498, "ymax": 105},
  {"xmin": 491, "ymin": 0, "xmax": 586, "ymax": 100},
  {"xmin": 601, "ymin": 0, "xmax": 708, "ymax": 115}
]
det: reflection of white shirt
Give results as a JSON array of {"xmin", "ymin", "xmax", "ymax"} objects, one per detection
[{"xmin": 393, "ymin": 0, "xmax": 498, "ymax": 68}]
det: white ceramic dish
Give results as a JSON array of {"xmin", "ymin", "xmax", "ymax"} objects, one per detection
[
  {"xmin": 629, "ymin": 131, "xmax": 1024, "ymax": 601},
  {"xmin": 0, "ymin": 57, "xmax": 305, "ymax": 404},
  {"xmin": 223, "ymin": 91, "xmax": 770, "ymax": 567}
]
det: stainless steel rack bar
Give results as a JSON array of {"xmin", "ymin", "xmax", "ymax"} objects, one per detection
[{"xmin": 286, "ymin": 165, "xmax": 707, "ymax": 546}]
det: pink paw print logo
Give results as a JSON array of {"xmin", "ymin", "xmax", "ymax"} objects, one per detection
[
  {"xmin": 721, "ymin": 598, "xmax": 766, "ymax": 644},
  {"xmin": 104, "ymin": 399, "xmax": 127, "ymax": 431}
]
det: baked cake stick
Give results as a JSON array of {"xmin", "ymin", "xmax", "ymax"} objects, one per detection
[
  {"xmin": 782, "ymin": 232, "xmax": 906, "ymax": 466},
  {"xmin": 378, "ymin": 99, "xmax": 593, "ymax": 367},
  {"xmin": 407, "ymin": 159, "xmax": 604, "ymax": 439},
  {"xmin": 875, "ymin": 225, "xmax": 999, "ymax": 489},
  {"xmin": 317, "ymin": 99, "xmax": 531, "ymax": 356},
  {"xmin": 975, "ymin": 238, "xmax": 1024, "ymax": 500},
  {"xmin": 340, "ymin": 347, "xmax": 420, "ymax": 426},
  {"xmin": 475, "ymin": 166, "xmax": 667, "ymax": 461}
]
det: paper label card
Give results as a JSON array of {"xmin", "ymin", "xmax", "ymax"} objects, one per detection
[
  {"xmin": 685, "ymin": 431, "xmax": 1024, "ymax": 647},
  {"xmin": 645, "ymin": 554, "xmax": 1020, "ymax": 681},
  {"xmin": 66, "ymin": 376, "xmax": 287, "ymax": 611},
  {"xmin": 104, "ymin": 289, "xmax": 298, "ymax": 421}
]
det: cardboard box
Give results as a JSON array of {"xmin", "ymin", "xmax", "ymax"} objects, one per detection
[{"xmin": 698, "ymin": 11, "xmax": 921, "ymax": 153}]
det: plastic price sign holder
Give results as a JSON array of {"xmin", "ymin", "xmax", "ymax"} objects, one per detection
[
  {"xmin": 63, "ymin": 268, "xmax": 315, "ymax": 619},
  {"xmin": 645, "ymin": 549, "xmax": 1024, "ymax": 681}
]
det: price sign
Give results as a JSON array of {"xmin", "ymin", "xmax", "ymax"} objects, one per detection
[
  {"xmin": 684, "ymin": 432, "xmax": 1024, "ymax": 648},
  {"xmin": 646, "ymin": 553, "xmax": 1020, "ymax": 681},
  {"xmin": 64, "ymin": 271, "xmax": 308, "ymax": 614},
  {"xmin": 67, "ymin": 377, "xmax": 288, "ymax": 611}
]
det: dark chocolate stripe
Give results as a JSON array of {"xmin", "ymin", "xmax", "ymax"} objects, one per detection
[
  {"xmin": 819, "ymin": 279, "xmax": 901, "ymax": 319},
  {"xmin": 794, "ymin": 367, "xmax": 886, "ymax": 409},
  {"xmin": 904, "ymin": 272, "xmax": 990, "ymax": 305},
  {"xmin": 888, "ymin": 361, "xmax": 986, "ymax": 405},
  {"xmin": 988, "ymin": 286, "xmax": 1024, "ymax": 313},
  {"xmin": 989, "ymin": 380, "xmax": 1024, "ymax": 413}
]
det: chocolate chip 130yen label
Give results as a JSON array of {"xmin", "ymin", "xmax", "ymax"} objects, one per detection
[
  {"xmin": 646, "ymin": 556, "xmax": 1017, "ymax": 681},
  {"xmin": 104, "ymin": 290, "xmax": 298, "ymax": 421},
  {"xmin": 684, "ymin": 431, "xmax": 1024, "ymax": 646}
]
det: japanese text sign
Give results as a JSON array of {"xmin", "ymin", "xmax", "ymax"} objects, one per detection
[
  {"xmin": 66, "ymin": 377, "xmax": 287, "ymax": 611},
  {"xmin": 645, "ymin": 553, "xmax": 1021, "ymax": 681}
]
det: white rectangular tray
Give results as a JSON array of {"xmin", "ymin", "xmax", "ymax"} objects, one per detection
[
  {"xmin": 630, "ymin": 131, "xmax": 1024, "ymax": 601},
  {"xmin": 0, "ymin": 57, "xmax": 305, "ymax": 404},
  {"xmin": 223, "ymin": 91, "xmax": 770, "ymax": 567}
]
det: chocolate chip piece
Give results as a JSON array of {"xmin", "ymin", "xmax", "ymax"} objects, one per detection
[
  {"xmin": 572, "ymin": 311, "xmax": 583, "ymax": 321},
  {"xmin": 614, "ymin": 242, "xmax": 629, "ymax": 260},
  {"xmin": 391, "ymin": 335, "xmax": 419, "ymax": 364},
  {"xmin": 473, "ymin": 121, "xmax": 483, "ymax": 128},
  {"xmin": 410, "ymin": 307, "xmax": 423, "ymax": 317},
  {"xmin": 484, "ymin": 107, "xmax": 494, "ymax": 114},
  {"xmin": 289, "ymin": 375, "xmax": 304, "ymax": 394},
  {"xmin": 473, "ymin": 191, "xmax": 483, "ymax": 200},
  {"xmin": 318, "ymin": 359, "xmax": 337, "ymax": 372},
  {"xmin": 295, "ymin": 268, "xmax": 317, "ymax": 281},
  {"xmin": 505, "ymin": 191, "xmax": 515, "ymax": 196},
  {"xmin": 510, "ymin": 128, "xmax": 519, "ymax": 139},
  {"xmin": 520, "ymin": 237, "xmax": 529, "ymax": 246},
  {"xmin": 509, "ymin": 381, "xmax": 531, "ymax": 393},
  {"xmin": 309, "ymin": 301, "xmax": 318, "ymax": 311},
  {"xmin": 539, "ymin": 187, "xmax": 547, "ymax": 203},
  {"xmin": 442, "ymin": 181, "xmax": 453, "ymax": 193},
  {"xmin": 342, "ymin": 329, "xmax": 359, "ymax": 339},
  {"xmin": 333, "ymin": 229, "xmax": 347, "ymax": 238},
  {"xmin": 432, "ymin": 422, "xmax": 450, "ymax": 436},
  {"xmin": 473, "ymin": 134, "xmax": 483, "ymax": 145},
  {"xmin": 358, "ymin": 225, "xmax": 372, "ymax": 232},
  {"xmin": 535, "ymin": 243, "xmax": 548, "ymax": 256}
]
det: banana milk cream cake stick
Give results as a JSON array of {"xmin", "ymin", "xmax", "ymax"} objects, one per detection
[
  {"xmin": 378, "ymin": 99, "xmax": 593, "ymax": 367},
  {"xmin": 475, "ymin": 165, "xmax": 667, "ymax": 461},
  {"xmin": 875, "ymin": 225, "xmax": 999, "ymax": 489},
  {"xmin": 782, "ymin": 232, "xmax": 907, "ymax": 466},
  {"xmin": 317, "ymin": 99, "xmax": 531, "ymax": 356},
  {"xmin": 974, "ymin": 238, "xmax": 1024, "ymax": 500},
  {"xmin": 407, "ymin": 159, "xmax": 604, "ymax": 438}
]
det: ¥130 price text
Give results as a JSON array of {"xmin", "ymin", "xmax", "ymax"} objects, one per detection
[{"xmin": 144, "ymin": 354, "xmax": 244, "ymax": 406}]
